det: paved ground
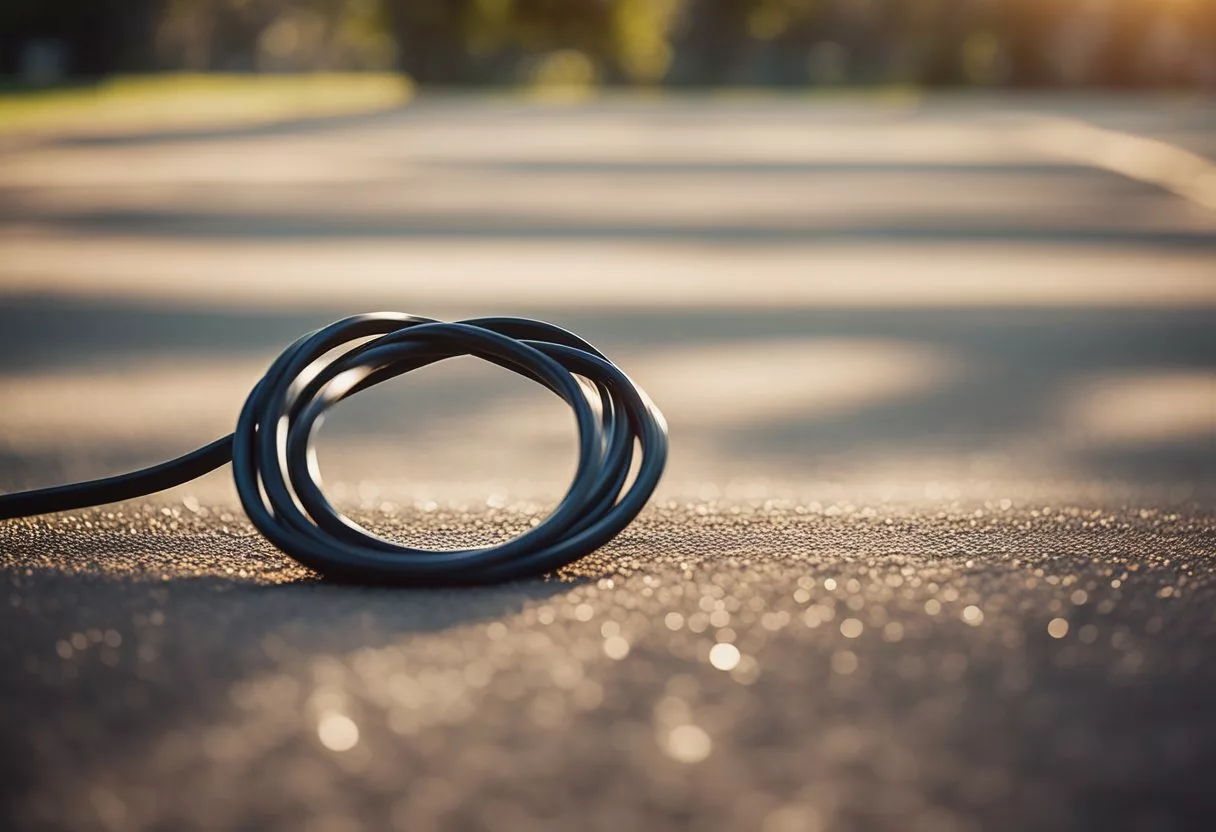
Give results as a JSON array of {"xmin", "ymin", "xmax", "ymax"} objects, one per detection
[{"xmin": 1, "ymin": 94, "xmax": 1214, "ymax": 831}]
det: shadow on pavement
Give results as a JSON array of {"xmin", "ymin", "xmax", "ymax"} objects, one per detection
[
  {"xmin": 7, "ymin": 208, "xmax": 1210, "ymax": 249},
  {"xmin": 0, "ymin": 294, "xmax": 1213, "ymax": 486}
]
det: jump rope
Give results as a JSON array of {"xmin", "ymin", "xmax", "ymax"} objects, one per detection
[{"xmin": 0, "ymin": 313, "xmax": 668, "ymax": 584}]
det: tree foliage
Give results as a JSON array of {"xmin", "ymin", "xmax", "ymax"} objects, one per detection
[{"xmin": 2, "ymin": 0, "xmax": 1213, "ymax": 87}]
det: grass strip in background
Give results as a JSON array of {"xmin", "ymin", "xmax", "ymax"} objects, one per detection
[{"xmin": 0, "ymin": 73, "xmax": 414, "ymax": 137}]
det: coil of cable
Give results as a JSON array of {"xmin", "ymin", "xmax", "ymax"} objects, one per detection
[{"xmin": 0, "ymin": 313, "xmax": 668, "ymax": 585}]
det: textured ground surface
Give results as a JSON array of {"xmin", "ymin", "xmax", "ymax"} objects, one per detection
[{"xmin": 1, "ymin": 95, "xmax": 1215, "ymax": 831}]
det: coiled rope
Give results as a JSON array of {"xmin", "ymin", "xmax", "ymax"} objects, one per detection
[{"xmin": 0, "ymin": 313, "xmax": 668, "ymax": 584}]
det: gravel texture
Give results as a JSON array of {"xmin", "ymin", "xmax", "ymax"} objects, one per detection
[{"xmin": 3, "ymin": 495, "xmax": 1216, "ymax": 831}]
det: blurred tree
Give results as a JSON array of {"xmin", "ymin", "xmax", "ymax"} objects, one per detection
[
  {"xmin": 150, "ymin": 0, "xmax": 397, "ymax": 72},
  {"xmin": 613, "ymin": 0, "xmax": 680, "ymax": 83},
  {"xmin": 669, "ymin": 0, "xmax": 765, "ymax": 85},
  {"xmin": 0, "ymin": 0, "xmax": 166, "ymax": 78},
  {"xmin": 1, "ymin": 0, "xmax": 1213, "ymax": 88},
  {"xmin": 381, "ymin": 0, "xmax": 473, "ymax": 83},
  {"xmin": 381, "ymin": 0, "xmax": 616, "ymax": 84}
]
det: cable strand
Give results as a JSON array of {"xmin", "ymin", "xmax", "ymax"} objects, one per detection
[{"xmin": 0, "ymin": 313, "xmax": 668, "ymax": 585}]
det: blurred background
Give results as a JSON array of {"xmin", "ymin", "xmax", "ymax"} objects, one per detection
[
  {"xmin": 0, "ymin": 1, "xmax": 1213, "ymax": 502},
  {"xmin": 2, "ymin": 0, "xmax": 1215, "ymax": 88}
]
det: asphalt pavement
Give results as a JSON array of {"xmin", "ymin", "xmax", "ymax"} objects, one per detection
[{"xmin": 1, "ymin": 94, "xmax": 1214, "ymax": 831}]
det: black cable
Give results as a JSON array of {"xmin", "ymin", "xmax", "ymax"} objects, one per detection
[{"xmin": 0, "ymin": 313, "xmax": 668, "ymax": 585}]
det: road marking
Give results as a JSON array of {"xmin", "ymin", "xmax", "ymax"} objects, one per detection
[{"xmin": 1024, "ymin": 116, "xmax": 1216, "ymax": 212}]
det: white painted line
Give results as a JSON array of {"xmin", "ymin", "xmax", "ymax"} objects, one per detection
[{"xmin": 1023, "ymin": 116, "xmax": 1216, "ymax": 212}]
